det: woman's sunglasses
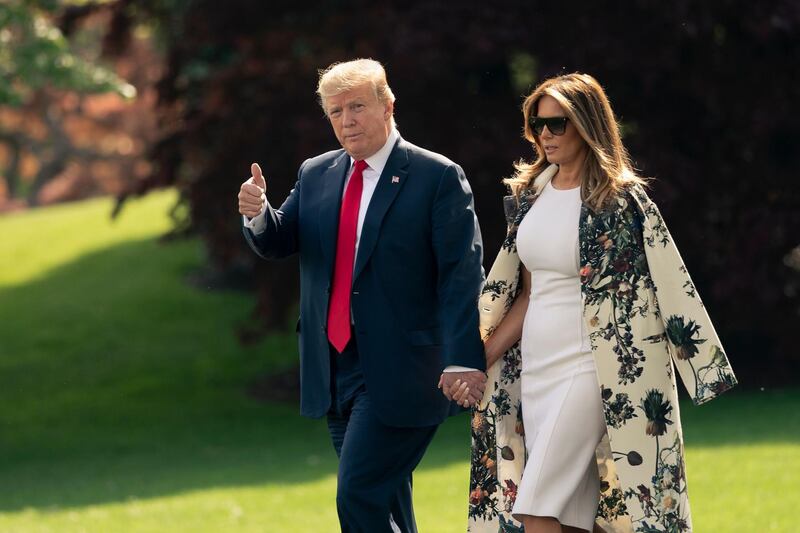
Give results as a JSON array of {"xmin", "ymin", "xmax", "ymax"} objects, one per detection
[{"xmin": 529, "ymin": 116, "xmax": 569, "ymax": 136}]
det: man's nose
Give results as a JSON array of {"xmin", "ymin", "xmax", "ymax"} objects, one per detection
[{"xmin": 342, "ymin": 108, "xmax": 356, "ymax": 126}]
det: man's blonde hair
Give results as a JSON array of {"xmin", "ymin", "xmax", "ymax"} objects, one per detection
[{"xmin": 317, "ymin": 59, "xmax": 396, "ymax": 127}]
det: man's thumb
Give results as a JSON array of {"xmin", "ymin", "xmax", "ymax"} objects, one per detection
[{"xmin": 251, "ymin": 163, "xmax": 266, "ymax": 189}]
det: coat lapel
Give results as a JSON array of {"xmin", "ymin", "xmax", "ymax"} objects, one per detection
[
  {"xmin": 318, "ymin": 151, "xmax": 350, "ymax": 282},
  {"xmin": 352, "ymin": 138, "xmax": 409, "ymax": 281}
]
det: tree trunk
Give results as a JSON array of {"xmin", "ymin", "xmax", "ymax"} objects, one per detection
[{"xmin": 0, "ymin": 131, "xmax": 22, "ymax": 199}]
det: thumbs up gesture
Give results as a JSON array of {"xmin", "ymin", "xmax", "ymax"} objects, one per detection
[{"xmin": 238, "ymin": 163, "xmax": 267, "ymax": 218}]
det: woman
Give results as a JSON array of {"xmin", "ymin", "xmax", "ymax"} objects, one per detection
[{"xmin": 451, "ymin": 74, "xmax": 737, "ymax": 533}]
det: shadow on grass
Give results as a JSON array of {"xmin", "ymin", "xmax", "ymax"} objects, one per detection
[
  {"xmin": 0, "ymin": 237, "xmax": 472, "ymax": 513},
  {"xmin": 679, "ymin": 387, "xmax": 800, "ymax": 447},
  {"xmin": 0, "ymin": 237, "xmax": 796, "ymax": 513}
]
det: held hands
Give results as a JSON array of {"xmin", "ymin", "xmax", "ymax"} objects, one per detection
[
  {"xmin": 438, "ymin": 371, "xmax": 487, "ymax": 408},
  {"xmin": 238, "ymin": 163, "xmax": 267, "ymax": 218}
]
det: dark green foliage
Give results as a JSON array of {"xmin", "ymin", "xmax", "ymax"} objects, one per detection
[{"xmin": 118, "ymin": 1, "xmax": 797, "ymax": 384}]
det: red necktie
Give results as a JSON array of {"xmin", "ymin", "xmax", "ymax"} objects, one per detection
[{"xmin": 327, "ymin": 159, "xmax": 367, "ymax": 352}]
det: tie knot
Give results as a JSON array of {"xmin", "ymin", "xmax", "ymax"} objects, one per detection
[{"xmin": 354, "ymin": 160, "xmax": 368, "ymax": 172}]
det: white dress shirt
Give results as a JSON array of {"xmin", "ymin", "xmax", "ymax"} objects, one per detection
[{"xmin": 243, "ymin": 128, "xmax": 475, "ymax": 374}]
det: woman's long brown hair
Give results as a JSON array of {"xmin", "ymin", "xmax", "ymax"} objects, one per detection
[{"xmin": 504, "ymin": 73, "xmax": 645, "ymax": 211}]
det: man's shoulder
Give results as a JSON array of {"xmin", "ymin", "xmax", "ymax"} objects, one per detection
[
  {"xmin": 399, "ymin": 138, "xmax": 459, "ymax": 171},
  {"xmin": 301, "ymin": 148, "xmax": 347, "ymax": 173}
]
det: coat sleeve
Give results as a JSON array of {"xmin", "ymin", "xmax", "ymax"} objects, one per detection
[
  {"xmin": 242, "ymin": 160, "xmax": 307, "ymax": 260},
  {"xmin": 630, "ymin": 185, "xmax": 738, "ymax": 405},
  {"xmin": 431, "ymin": 163, "xmax": 487, "ymax": 371}
]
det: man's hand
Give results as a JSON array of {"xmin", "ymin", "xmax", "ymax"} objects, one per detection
[
  {"xmin": 238, "ymin": 162, "xmax": 267, "ymax": 218},
  {"xmin": 438, "ymin": 371, "xmax": 486, "ymax": 408}
]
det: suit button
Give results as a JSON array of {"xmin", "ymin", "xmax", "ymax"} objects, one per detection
[{"xmin": 353, "ymin": 291, "xmax": 360, "ymax": 295}]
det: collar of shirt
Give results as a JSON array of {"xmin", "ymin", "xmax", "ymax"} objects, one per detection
[{"xmin": 348, "ymin": 127, "xmax": 399, "ymax": 178}]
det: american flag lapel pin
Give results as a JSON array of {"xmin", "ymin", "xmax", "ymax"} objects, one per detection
[{"xmin": 391, "ymin": 176, "xmax": 400, "ymax": 184}]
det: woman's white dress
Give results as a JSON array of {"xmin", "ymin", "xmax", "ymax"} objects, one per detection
[{"xmin": 510, "ymin": 180, "xmax": 606, "ymax": 530}]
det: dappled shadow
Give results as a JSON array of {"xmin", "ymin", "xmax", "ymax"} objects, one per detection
[{"xmin": 0, "ymin": 238, "xmax": 796, "ymax": 513}]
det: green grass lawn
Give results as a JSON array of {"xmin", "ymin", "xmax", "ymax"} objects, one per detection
[{"xmin": 0, "ymin": 191, "xmax": 797, "ymax": 532}]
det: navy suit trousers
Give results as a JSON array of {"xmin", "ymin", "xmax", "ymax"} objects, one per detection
[{"xmin": 326, "ymin": 337, "xmax": 438, "ymax": 533}]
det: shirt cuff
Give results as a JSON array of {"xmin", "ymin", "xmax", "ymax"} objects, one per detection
[
  {"xmin": 243, "ymin": 204, "xmax": 267, "ymax": 234},
  {"xmin": 443, "ymin": 365, "xmax": 479, "ymax": 373}
]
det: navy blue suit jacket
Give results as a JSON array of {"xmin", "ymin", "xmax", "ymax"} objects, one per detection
[{"xmin": 244, "ymin": 136, "xmax": 486, "ymax": 427}]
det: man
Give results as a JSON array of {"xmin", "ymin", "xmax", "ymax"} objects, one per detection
[{"xmin": 237, "ymin": 59, "xmax": 486, "ymax": 532}]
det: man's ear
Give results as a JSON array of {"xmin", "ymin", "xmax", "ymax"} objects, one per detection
[{"xmin": 384, "ymin": 100, "xmax": 394, "ymax": 120}]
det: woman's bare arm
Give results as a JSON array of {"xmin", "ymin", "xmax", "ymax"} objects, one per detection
[
  {"xmin": 484, "ymin": 265, "xmax": 531, "ymax": 368},
  {"xmin": 450, "ymin": 266, "xmax": 533, "ymax": 402}
]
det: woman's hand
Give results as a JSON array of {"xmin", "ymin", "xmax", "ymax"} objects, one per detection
[
  {"xmin": 437, "ymin": 374, "xmax": 485, "ymax": 407},
  {"xmin": 447, "ymin": 377, "xmax": 484, "ymax": 408}
]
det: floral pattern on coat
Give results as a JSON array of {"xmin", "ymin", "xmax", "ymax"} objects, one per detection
[{"xmin": 467, "ymin": 165, "xmax": 737, "ymax": 533}]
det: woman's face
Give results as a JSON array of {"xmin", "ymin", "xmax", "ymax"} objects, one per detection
[{"xmin": 533, "ymin": 95, "xmax": 587, "ymax": 167}]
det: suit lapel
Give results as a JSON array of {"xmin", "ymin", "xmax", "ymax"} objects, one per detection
[
  {"xmin": 353, "ymin": 138, "xmax": 409, "ymax": 281},
  {"xmin": 318, "ymin": 151, "xmax": 350, "ymax": 282}
]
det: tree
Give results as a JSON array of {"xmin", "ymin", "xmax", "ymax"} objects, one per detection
[{"xmin": 0, "ymin": 0, "xmax": 139, "ymax": 204}]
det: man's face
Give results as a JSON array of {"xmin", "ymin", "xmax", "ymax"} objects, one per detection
[{"xmin": 325, "ymin": 84, "xmax": 393, "ymax": 161}]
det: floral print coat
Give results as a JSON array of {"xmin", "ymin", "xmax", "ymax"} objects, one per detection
[{"xmin": 467, "ymin": 165, "xmax": 737, "ymax": 533}]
